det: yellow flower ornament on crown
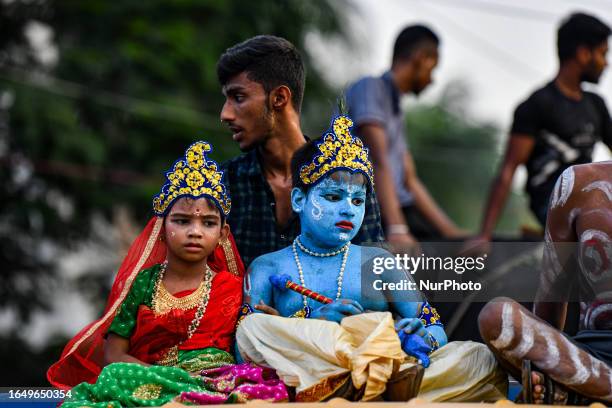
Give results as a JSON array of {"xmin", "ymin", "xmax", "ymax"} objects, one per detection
[
  {"xmin": 152, "ymin": 141, "xmax": 230, "ymax": 216},
  {"xmin": 299, "ymin": 115, "xmax": 374, "ymax": 188}
]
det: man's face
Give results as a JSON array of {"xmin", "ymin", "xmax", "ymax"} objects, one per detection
[
  {"xmin": 293, "ymin": 171, "xmax": 367, "ymax": 248},
  {"xmin": 412, "ymin": 48, "xmax": 439, "ymax": 96},
  {"xmin": 581, "ymin": 40, "xmax": 609, "ymax": 84},
  {"xmin": 220, "ymin": 72, "xmax": 273, "ymax": 151}
]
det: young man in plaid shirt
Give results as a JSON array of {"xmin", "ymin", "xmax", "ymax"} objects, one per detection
[{"xmin": 217, "ymin": 35, "xmax": 384, "ymax": 267}]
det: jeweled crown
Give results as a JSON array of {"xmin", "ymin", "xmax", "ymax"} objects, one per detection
[
  {"xmin": 299, "ymin": 115, "xmax": 374, "ymax": 187},
  {"xmin": 152, "ymin": 141, "xmax": 230, "ymax": 216}
]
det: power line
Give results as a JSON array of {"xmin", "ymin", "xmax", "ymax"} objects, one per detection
[
  {"xmin": 421, "ymin": 1, "xmax": 546, "ymax": 82},
  {"xmin": 0, "ymin": 67, "xmax": 223, "ymax": 130},
  {"xmin": 432, "ymin": 0, "xmax": 559, "ymax": 22},
  {"xmin": 560, "ymin": 0, "xmax": 612, "ymax": 9},
  {"xmin": 1, "ymin": 153, "xmax": 157, "ymax": 186}
]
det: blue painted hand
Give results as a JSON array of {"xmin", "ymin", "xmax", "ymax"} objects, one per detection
[
  {"xmin": 310, "ymin": 299, "xmax": 365, "ymax": 323},
  {"xmin": 398, "ymin": 331, "xmax": 432, "ymax": 367},
  {"xmin": 395, "ymin": 318, "xmax": 433, "ymax": 367},
  {"xmin": 395, "ymin": 317, "xmax": 428, "ymax": 337}
]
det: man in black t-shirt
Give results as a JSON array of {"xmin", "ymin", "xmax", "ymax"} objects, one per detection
[
  {"xmin": 466, "ymin": 12, "xmax": 611, "ymax": 251},
  {"xmin": 515, "ymin": 81, "xmax": 611, "ymax": 221}
]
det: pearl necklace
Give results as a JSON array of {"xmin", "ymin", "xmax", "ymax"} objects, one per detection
[
  {"xmin": 295, "ymin": 236, "xmax": 349, "ymax": 257},
  {"xmin": 292, "ymin": 238, "xmax": 349, "ymax": 308}
]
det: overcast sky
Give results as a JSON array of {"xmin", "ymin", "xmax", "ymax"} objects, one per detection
[{"xmin": 308, "ymin": 0, "xmax": 612, "ymax": 159}]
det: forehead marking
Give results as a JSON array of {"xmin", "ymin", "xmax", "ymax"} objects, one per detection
[{"xmin": 310, "ymin": 194, "xmax": 323, "ymax": 221}]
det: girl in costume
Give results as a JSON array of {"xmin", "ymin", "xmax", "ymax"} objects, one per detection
[{"xmin": 48, "ymin": 141, "xmax": 288, "ymax": 406}]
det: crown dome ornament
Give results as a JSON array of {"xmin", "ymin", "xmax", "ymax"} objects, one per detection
[
  {"xmin": 152, "ymin": 141, "xmax": 230, "ymax": 216},
  {"xmin": 299, "ymin": 115, "xmax": 374, "ymax": 188}
]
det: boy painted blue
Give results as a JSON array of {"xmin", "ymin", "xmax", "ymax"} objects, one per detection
[
  {"xmin": 241, "ymin": 116, "xmax": 446, "ymax": 359},
  {"xmin": 234, "ymin": 116, "xmax": 506, "ymax": 402}
]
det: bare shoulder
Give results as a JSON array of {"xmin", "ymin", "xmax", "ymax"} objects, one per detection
[
  {"xmin": 555, "ymin": 162, "xmax": 612, "ymax": 239},
  {"xmin": 569, "ymin": 162, "xmax": 612, "ymax": 207},
  {"xmin": 357, "ymin": 244, "xmax": 390, "ymax": 261},
  {"xmin": 249, "ymin": 247, "xmax": 292, "ymax": 275}
]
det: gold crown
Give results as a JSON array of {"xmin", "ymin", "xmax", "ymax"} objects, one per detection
[
  {"xmin": 152, "ymin": 141, "xmax": 230, "ymax": 216},
  {"xmin": 299, "ymin": 115, "xmax": 374, "ymax": 187}
]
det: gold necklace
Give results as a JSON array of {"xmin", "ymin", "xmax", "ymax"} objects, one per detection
[
  {"xmin": 152, "ymin": 262, "xmax": 214, "ymax": 366},
  {"xmin": 152, "ymin": 277, "xmax": 206, "ymax": 315},
  {"xmin": 152, "ymin": 262, "xmax": 210, "ymax": 315}
]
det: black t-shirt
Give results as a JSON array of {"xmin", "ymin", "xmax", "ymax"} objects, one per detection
[{"xmin": 511, "ymin": 81, "xmax": 612, "ymax": 215}]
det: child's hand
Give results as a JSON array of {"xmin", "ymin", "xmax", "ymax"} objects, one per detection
[
  {"xmin": 395, "ymin": 317, "xmax": 427, "ymax": 338},
  {"xmin": 254, "ymin": 300, "xmax": 280, "ymax": 315},
  {"xmin": 398, "ymin": 331, "xmax": 432, "ymax": 367},
  {"xmin": 311, "ymin": 299, "xmax": 364, "ymax": 323}
]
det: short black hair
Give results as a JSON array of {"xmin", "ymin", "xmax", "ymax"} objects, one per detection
[
  {"xmin": 291, "ymin": 138, "xmax": 369, "ymax": 194},
  {"xmin": 217, "ymin": 35, "xmax": 305, "ymax": 112},
  {"xmin": 392, "ymin": 24, "xmax": 439, "ymax": 64},
  {"xmin": 558, "ymin": 13, "xmax": 611, "ymax": 62}
]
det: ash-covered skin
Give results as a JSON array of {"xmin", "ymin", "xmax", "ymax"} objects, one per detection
[
  {"xmin": 481, "ymin": 163, "xmax": 612, "ymax": 403},
  {"xmin": 241, "ymin": 170, "xmax": 447, "ymax": 361}
]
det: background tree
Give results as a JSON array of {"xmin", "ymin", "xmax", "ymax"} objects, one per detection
[
  {"xmin": 0, "ymin": 0, "xmax": 348, "ymax": 386},
  {"xmin": 406, "ymin": 80, "xmax": 537, "ymax": 233}
]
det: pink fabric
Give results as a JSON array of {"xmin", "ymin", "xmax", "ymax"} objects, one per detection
[{"xmin": 178, "ymin": 363, "xmax": 288, "ymax": 404}]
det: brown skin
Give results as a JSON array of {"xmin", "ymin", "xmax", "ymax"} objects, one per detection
[
  {"xmin": 221, "ymin": 72, "xmax": 305, "ymax": 228},
  {"xmin": 359, "ymin": 43, "xmax": 463, "ymax": 250},
  {"xmin": 464, "ymin": 40, "xmax": 609, "ymax": 255},
  {"xmin": 479, "ymin": 163, "xmax": 612, "ymax": 403},
  {"xmin": 103, "ymin": 197, "xmax": 229, "ymax": 366}
]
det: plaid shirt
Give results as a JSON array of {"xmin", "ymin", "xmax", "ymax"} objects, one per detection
[{"xmin": 221, "ymin": 149, "xmax": 385, "ymax": 268}]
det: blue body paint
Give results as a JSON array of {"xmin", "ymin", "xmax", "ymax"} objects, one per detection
[{"xmin": 245, "ymin": 170, "xmax": 448, "ymax": 357}]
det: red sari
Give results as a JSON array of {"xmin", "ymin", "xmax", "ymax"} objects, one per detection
[
  {"xmin": 47, "ymin": 217, "xmax": 244, "ymax": 389},
  {"xmin": 126, "ymin": 268, "xmax": 242, "ymax": 364}
]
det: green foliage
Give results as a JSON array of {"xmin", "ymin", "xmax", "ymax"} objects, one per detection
[
  {"xmin": 406, "ymin": 81, "xmax": 537, "ymax": 232},
  {"xmin": 0, "ymin": 0, "xmax": 347, "ymax": 385}
]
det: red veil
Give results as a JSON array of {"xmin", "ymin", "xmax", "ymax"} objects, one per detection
[{"xmin": 47, "ymin": 217, "xmax": 244, "ymax": 389}]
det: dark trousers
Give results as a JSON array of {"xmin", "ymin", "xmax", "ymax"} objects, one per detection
[{"xmin": 402, "ymin": 205, "xmax": 444, "ymax": 241}]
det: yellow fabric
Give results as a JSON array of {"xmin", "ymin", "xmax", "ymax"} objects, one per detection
[
  {"xmin": 400, "ymin": 341, "xmax": 508, "ymax": 402},
  {"xmin": 236, "ymin": 312, "xmax": 507, "ymax": 402},
  {"xmin": 237, "ymin": 312, "xmax": 402, "ymax": 400}
]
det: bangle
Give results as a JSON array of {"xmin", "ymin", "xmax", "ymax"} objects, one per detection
[
  {"xmin": 417, "ymin": 301, "xmax": 444, "ymax": 328},
  {"xmin": 236, "ymin": 303, "xmax": 254, "ymax": 328},
  {"xmin": 387, "ymin": 224, "xmax": 410, "ymax": 235},
  {"xmin": 290, "ymin": 306, "xmax": 312, "ymax": 318},
  {"xmin": 426, "ymin": 331, "xmax": 440, "ymax": 352}
]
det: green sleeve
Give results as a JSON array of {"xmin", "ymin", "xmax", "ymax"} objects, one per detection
[{"xmin": 107, "ymin": 265, "xmax": 158, "ymax": 338}]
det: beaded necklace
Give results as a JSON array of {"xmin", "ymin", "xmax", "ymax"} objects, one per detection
[{"xmin": 292, "ymin": 237, "xmax": 349, "ymax": 308}]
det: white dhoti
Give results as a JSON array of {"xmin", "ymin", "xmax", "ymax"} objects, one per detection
[{"xmin": 236, "ymin": 312, "xmax": 507, "ymax": 402}]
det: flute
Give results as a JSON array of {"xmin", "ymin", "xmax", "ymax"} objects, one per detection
[{"xmin": 269, "ymin": 274, "xmax": 333, "ymax": 304}]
